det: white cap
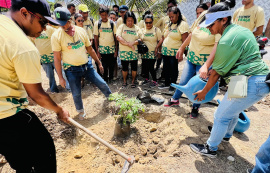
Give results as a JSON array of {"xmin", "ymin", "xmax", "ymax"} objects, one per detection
[{"xmin": 199, "ymin": 10, "xmax": 232, "ymax": 28}]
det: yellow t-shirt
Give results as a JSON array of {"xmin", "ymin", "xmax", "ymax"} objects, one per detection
[
  {"xmin": 33, "ymin": 25, "xmax": 56, "ymax": 64},
  {"xmin": 141, "ymin": 27, "xmax": 162, "ymax": 59},
  {"xmin": 116, "ymin": 24, "xmax": 142, "ymax": 60},
  {"xmin": 0, "ymin": 15, "xmax": 42, "ymax": 119},
  {"xmin": 51, "ymin": 26, "xmax": 91, "ymax": 69},
  {"xmin": 186, "ymin": 10, "xmax": 221, "ymax": 65},
  {"xmin": 83, "ymin": 17, "xmax": 95, "ymax": 33},
  {"xmin": 233, "ymin": 5, "xmax": 265, "ymax": 31},
  {"xmin": 155, "ymin": 15, "xmax": 187, "ymax": 32},
  {"xmin": 162, "ymin": 21, "xmax": 189, "ymax": 56},
  {"xmin": 116, "ymin": 17, "xmax": 123, "ymax": 29},
  {"xmin": 83, "ymin": 25, "xmax": 93, "ymax": 40},
  {"xmin": 93, "ymin": 20, "xmax": 116, "ymax": 54}
]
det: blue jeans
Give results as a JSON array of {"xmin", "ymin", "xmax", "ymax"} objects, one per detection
[
  {"xmin": 172, "ymin": 60, "xmax": 201, "ymax": 108},
  {"xmin": 42, "ymin": 63, "xmax": 58, "ymax": 93},
  {"xmin": 65, "ymin": 63, "xmax": 111, "ymax": 112},
  {"xmin": 252, "ymin": 134, "xmax": 270, "ymax": 173},
  {"xmin": 207, "ymin": 75, "xmax": 270, "ymax": 151}
]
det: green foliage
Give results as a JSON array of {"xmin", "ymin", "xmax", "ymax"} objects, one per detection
[
  {"xmin": 0, "ymin": 8, "xmax": 8, "ymax": 13},
  {"xmin": 46, "ymin": 0, "xmax": 55, "ymax": 12},
  {"xmin": 109, "ymin": 93, "xmax": 145, "ymax": 125}
]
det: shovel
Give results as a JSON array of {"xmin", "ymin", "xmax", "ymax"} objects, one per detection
[{"xmin": 68, "ymin": 117, "xmax": 135, "ymax": 173}]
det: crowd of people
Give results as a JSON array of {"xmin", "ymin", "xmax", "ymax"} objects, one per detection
[{"xmin": 0, "ymin": 0, "xmax": 270, "ymax": 172}]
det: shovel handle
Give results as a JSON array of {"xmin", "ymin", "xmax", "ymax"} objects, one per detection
[{"xmin": 68, "ymin": 117, "xmax": 134, "ymax": 164}]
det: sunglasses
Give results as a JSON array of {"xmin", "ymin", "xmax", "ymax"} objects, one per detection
[
  {"xmin": 28, "ymin": 11, "xmax": 48, "ymax": 28},
  {"xmin": 145, "ymin": 21, "xmax": 153, "ymax": 24},
  {"xmin": 77, "ymin": 19, "xmax": 84, "ymax": 23}
]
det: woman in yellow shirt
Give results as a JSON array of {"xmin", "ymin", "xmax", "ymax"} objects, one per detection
[
  {"xmin": 141, "ymin": 14, "xmax": 162, "ymax": 87},
  {"xmin": 74, "ymin": 13, "xmax": 93, "ymax": 45},
  {"xmin": 164, "ymin": 4, "xmax": 221, "ymax": 119},
  {"xmin": 116, "ymin": 12, "xmax": 142, "ymax": 88},
  {"xmin": 157, "ymin": 6, "xmax": 189, "ymax": 91}
]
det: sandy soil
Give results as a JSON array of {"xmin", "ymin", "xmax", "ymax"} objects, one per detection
[{"xmin": 1, "ymin": 59, "xmax": 270, "ymax": 173}]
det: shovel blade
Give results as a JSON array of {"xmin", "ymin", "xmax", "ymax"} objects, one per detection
[{"xmin": 121, "ymin": 156, "xmax": 135, "ymax": 173}]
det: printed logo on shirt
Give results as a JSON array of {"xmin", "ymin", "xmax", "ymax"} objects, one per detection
[
  {"xmin": 198, "ymin": 26, "xmax": 211, "ymax": 35},
  {"xmin": 100, "ymin": 27, "xmax": 113, "ymax": 33},
  {"xmin": 171, "ymin": 29, "xmax": 178, "ymax": 33},
  {"xmin": 36, "ymin": 33, "xmax": 48, "ymax": 39},
  {"xmin": 85, "ymin": 24, "xmax": 93, "ymax": 30},
  {"xmin": 123, "ymin": 30, "xmax": 137, "ymax": 35},
  {"xmin": 144, "ymin": 33, "xmax": 154, "ymax": 37},
  {"xmin": 237, "ymin": 16, "xmax": 251, "ymax": 22},
  {"xmin": 67, "ymin": 39, "xmax": 84, "ymax": 50}
]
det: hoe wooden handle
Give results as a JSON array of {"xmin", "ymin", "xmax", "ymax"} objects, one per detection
[{"xmin": 68, "ymin": 117, "xmax": 134, "ymax": 164}]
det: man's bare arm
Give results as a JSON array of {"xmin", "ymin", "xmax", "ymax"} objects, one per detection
[{"xmin": 23, "ymin": 83, "xmax": 69, "ymax": 123}]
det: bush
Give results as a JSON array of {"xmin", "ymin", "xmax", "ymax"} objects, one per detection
[{"xmin": 108, "ymin": 93, "xmax": 145, "ymax": 125}]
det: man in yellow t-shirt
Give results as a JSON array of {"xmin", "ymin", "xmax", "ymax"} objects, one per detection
[
  {"xmin": 116, "ymin": 5, "xmax": 128, "ymax": 29},
  {"xmin": 233, "ymin": 0, "xmax": 265, "ymax": 36},
  {"xmin": 94, "ymin": 7, "xmax": 118, "ymax": 82},
  {"xmin": 33, "ymin": 25, "xmax": 59, "ymax": 93},
  {"xmin": 78, "ymin": 4, "xmax": 95, "ymax": 32},
  {"xmin": 52, "ymin": 7, "xmax": 111, "ymax": 120},
  {"xmin": 0, "ymin": 0, "xmax": 70, "ymax": 172}
]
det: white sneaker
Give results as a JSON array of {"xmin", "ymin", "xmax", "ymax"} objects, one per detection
[{"xmin": 78, "ymin": 111, "xmax": 86, "ymax": 120}]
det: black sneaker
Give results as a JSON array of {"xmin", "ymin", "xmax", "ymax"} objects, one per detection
[
  {"xmin": 158, "ymin": 84, "xmax": 169, "ymax": 89},
  {"xmin": 207, "ymin": 126, "xmax": 230, "ymax": 142},
  {"xmin": 190, "ymin": 143, "xmax": 217, "ymax": 158},
  {"xmin": 190, "ymin": 107, "xmax": 199, "ymax": 119},
  {"xmin": 164, "ymin": 99, "xmax": 179, "ymax": 107},
  {"xmin": 168, "ymin": 86, "xmax": 175, "ymax": 93}
]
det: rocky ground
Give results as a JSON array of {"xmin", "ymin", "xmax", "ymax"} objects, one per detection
[{"xmin": 0, "ymin": 59, "xmax": 269, "ymax": 173}]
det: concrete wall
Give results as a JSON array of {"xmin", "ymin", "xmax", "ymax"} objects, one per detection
[{"xmin": 179, "ymin": 0, "xmax": 270, "ymax": 31}]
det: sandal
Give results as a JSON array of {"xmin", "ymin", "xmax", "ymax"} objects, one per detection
[
  {"xmin": 122, "ymin": 83, "xmax": 127, "ymax": 88},
  {"xmin": 131, "ymin": 83, "xmax": 136, "ymax": 88}
]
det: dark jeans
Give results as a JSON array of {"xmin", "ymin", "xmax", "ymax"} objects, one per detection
[
  {"xmin": 0, "ymin": 109, "xmax": 56, "ymax": 173},
  {"xmin": 142, "ymin": 59, "xmax": 157, "ymax": 81},
  {"xmin": 42, "ymin": 63, "xmax": 58, "ymax": 92},
  {"xmin": 65, "ymin": 63, "xmax": 111, "ymax": 112},
  {"xmin": 101, "ymin": 53, "xmax": 115, "ymax": 81},
  {"xmin": 163, "ymin": 55, "xmax": 178, "ymax": 86}
]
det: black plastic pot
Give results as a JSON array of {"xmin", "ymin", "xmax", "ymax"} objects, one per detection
[{"xmin": 114, "ymin": 117, "xmax": 131, "ymax": 138}]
